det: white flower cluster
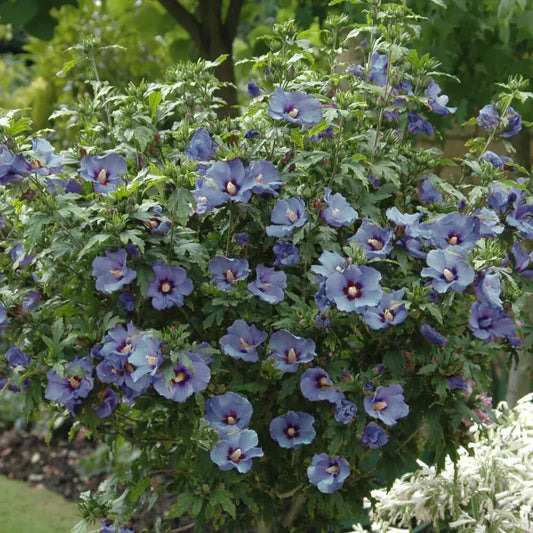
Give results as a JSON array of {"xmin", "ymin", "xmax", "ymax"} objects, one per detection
[{"xmin": 353, "ymin": 394, "xmax": 533, "ymax": 532}]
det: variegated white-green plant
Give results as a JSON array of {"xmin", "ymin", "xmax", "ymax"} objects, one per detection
[{"xmin": 353, "ymin": 393, "xmax": 533, "ymax": 533}]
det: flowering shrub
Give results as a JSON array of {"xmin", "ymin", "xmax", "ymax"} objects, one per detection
[
  {"xmin": 0, "ymin": 1, "xmax": 532, "ymax": 531},
  {"xmin": 353, "ymin": 393, "xmax": 533, "ymax": 532}
]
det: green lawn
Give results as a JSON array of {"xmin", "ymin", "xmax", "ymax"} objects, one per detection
[{"xmin": 0, "ymin": 475, "xmax": 81, "ymax": 533}]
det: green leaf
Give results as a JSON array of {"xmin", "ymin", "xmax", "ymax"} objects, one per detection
[
  {"xmin": 134, "ymin": 126, "xmax": 154, "ymax": 151},
  {"xmin": 148, "ymin": 91, "xmax": 162, "ymax": 118},
  {"xmin": 71, "ymin": 520, "xmax": 89, "ymax": 533},
  {"xmin": 57, "ymin": 57, "xmax": 85, "ymax": 78},
  {"xmin": 428, "ymin": 0, "xmax": 447, "ymax": 7},
  {"xmin": 168, "ymin": 493, "xmax": 198, "ymax": 519},
  {"xmin": 211, "ymin": 489, "xmax": 236, "ymax": 518}
]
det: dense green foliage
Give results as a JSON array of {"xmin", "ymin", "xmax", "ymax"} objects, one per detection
[{"xmin": 0, "ymin": 1, "xmax": 532, "ymax": 532}]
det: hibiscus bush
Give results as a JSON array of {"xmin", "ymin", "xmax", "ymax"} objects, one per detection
[{"xmin": 0, "ymin": 1, "xmax": 532, "ymax": 532}]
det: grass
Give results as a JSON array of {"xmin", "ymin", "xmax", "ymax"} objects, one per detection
[{"xmin": 0, "ymin": 475, "xmax": 81, "ymax": 533}]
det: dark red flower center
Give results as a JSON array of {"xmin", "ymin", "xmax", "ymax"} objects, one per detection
[
  {"xmin": 285, "ymin": 425, "xmax": 299, "ymax": 439},
  {"xmin": 225, "ymin": 180, "xmax": 238, "ymax": 196},
  {"xmin": 172, "ymin": 370, "xmax": 188, "ymax": 384},
  {"xmin": 224, "ymin": 412, "xmax": 238, "ymax": 425},
  {"xmin": 228, "ymin": 448, "xmax": 243, "ymax": 463},
  {"xmin": 285, "ymin": 348, "xmax": 299, "ymax": 364},
  {"xmin": 317, "ymin": 375, "xmax": 330, "ymax": 388},
  {"xmin": 159, "ymin": 279, "xmax": 174, "ymax": 294},
  {"xmin": 343, "ymin": 282, "xmax": 362, "ymax": 300},
  {"xmin": 69, "ymin": 375, "xmax": 82, "ymax": 389},
  {"xmin": 447, "ymin": 234, "xmax": 460, "ymax": 246}
]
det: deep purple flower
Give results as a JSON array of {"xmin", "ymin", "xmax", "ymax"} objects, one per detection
[
  {"xmin": 244, "ymin": 129, "xmax": 261, "ymax": 139},
  {"xmin": 502, "ymin": 107, "xmax": 522, "ymax": 137},
  {"xmin": 205, "ymin": 159, "xmax": 253, "ymax": 203},
  {"xmin": 100, "ymin": 322, "xmax": 141, "ymax": 358},
  {"xmin": 429, "ymin": 213, "xmax": 480, "ymax": 253},
  {"xmin": 234, "ymin": 232, "xmax": 249, "ymax": 246},
  {"xmin": 448, "ymin": 375, "xmax": 470, "ymax": 391},
  {"xmin": 100, "ymin": 520, "xmax": 136, "ymax": 533},
  {"xmin": 246, "ymin": 160, "xmax": 284, "ymax": 196},
  {"xmin": 185, "ymin": 128, "xmax": 217, "ymax": 161},
  {"xmin": 308, "ymin": 125, "xmax": 335, "ymax": 142},
  {"xmin": 268, "ymin": 87, "xmax": 322, "ymax": 127},
  {"xmin": 425, "ymin": 80, "xmax": 456, "ymax": 116},
  {"xmin": 418, "ymin": 176, "xmax": 443, "ymax": 204},
  {"xmin": 118, "ymin": 292, "xmax": 136, "ymax": 312},
  {"xmin": 146, "ymin": 260, "xmax": 193, "ymax": 309},
  {"xmin": 144, "ymin": 205, "xmax": 171, "ymax": 235},
  {"xmin": 10, "ymin": 244, "xmax": 33, "ymax": 267},
  {"xmin": 307, "ymin": 453, "xmax": 350, "ymax": 493},
  {"xmin": 507, "ymin": 204, "xmax": 533, "ymax": 239},
  {"xmin": 475, "ymin": 208, "xmax": 504, "ymax": 237},
  {"xmin": 205, "ymin": 392, "xmax": 253, "ymax": 433},
  {"xmin": 511, "ymin": 241, "xmax": 533, "ymax": 278},
  {"xmin": 247, "ymin": 265, "xmax": 287, "ymax": 304},
  {"xmin": 360, "ymin": 289, "xmax": 408, "ymax": 330},
  {"xmin": 477, "ymin": 104, "xmax": 500, "ymax": 131},
  {"xmin": 191, "ymin": 177, "xmax": 226, "ymax": 214},
  {"xmin": 247, "ymin": 81, "xmax": 261, "ymax": 97},
  {"xmin": 481, "ymin": 151, "xmax": 510, "ymax": 169},
  {"xmin": 273, "ymin": 241, "xmax": 300, "ymax": 267},
  {"xmin": 22, "ymin": 291, "xmax": 41, "ymax": 311},
  {"xmin": 153, "ymin": 356, "xmax": 210, "ymax": 402},
  {"xmin": 325, "ymin": 265, "xmax": 383, "ymax": 312},
  {"xmin": 368, "ymin": 52, "xmax": 388, "ymax": 86},
  {"xmin": 270, "ymin": 411, "xmax": 316, "ymax": 449},
  {"xmin": 348, "ymin": 219, "xmax": 393, "ymax": 259},
  {"xmin": 407, "ymin": 112, "xmax": 434, "ymax": 135},
  {"xmin": 469, "ymin": 302, "xmax": 521, "ymax": 345},
  {"xmin": 300, "ymin": 367, "xmax": 344, "ymax": 403},
  {"xmin": 421, "ymin": 250, "xmax": 475, "ymax": 293},
  {"xmin": 208, "ymin": 256, "xmax": 250, "ymax": 291},
  {"xmin": 334, "ymin": 399, "xmax": 357, "ymax": 424},
  {"xmin": 92, "ymin": 249, "xmax": 137, "ymax": 294},
  {"xmin": 268, "ymin": 330, "xmax": 316, "ymax": 372},
  {"xmin": 45, "ymin": 356, "xmax": 94, "ymax": 415},
  {"xmin": 31, "ymin": 138, "xmax": 64, "ymax": 175},
  {"xmin": 361, "ymin": 422, "xmax": 389, "ymax": 449},
  {"xmin": 210, "ymin": 429, "xmax": 264, "ymax": 473},
  {"xmin": 93, "ymin": 388, "xmax": 120, "ymax": 418},
  {"xmin": 220, "ymin": 319, "xmax": 267, "ymax": 362},
  {"xmin": 79, "ymin": 153, "xmax": 127, "ymax": 193},
  {"xmin": 0, "ymin": 145, "xmax": 31, "ymax": 185},
  {"xmin": 266, "ymin": 197, "xmax": 308, "ymax": 238},
  {"xmin": 127, "ymin": 335, "xmax": 164, "ymax": 381},
  {"xmin": 420, "ymin": 323, "xmax": 448, "ymax": 347},
  {"xmin": 321, "ymin": 188, "xmax": 358, "ymax": 227},
  {"xmin": 474, "ymin": 270, "xmax": 502, "ymax": 309},
  {"xmin": 5, "ymin": 347, "xmax": 30, "ymax": 367},
  {"xmin": 364, "ymin": 384, "xmax": 409, "ymax": 426},
  {"xmin": 488, "ymin": 182, "xmax": 525, "ymax": 213},
  {"xmin": 311, "ymin": 250, "xmax": 348, "ymax": 278}
]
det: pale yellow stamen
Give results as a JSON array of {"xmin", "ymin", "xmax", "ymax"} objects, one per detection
[
  {"xmin": 367, "ymin": 238, "xmax": 384, "ymax": 250},
  {"xmin": 97, "ymin": 168, "xmax": 108, "ymax": 184},
  {"xmin": 384, "ymin": 309, "xmax": 394, "ymax": 322},
  {"xmin": 227, "ymin": 415, "xmax": 237, "ymax": 425},
  {"xmin": 146, "ymin": 355, "xmax": 159, "ymax": 366},
  {"xmin": 174, "ymin": 372, "xmax": 186, "ymax": 383},
  {"xmin": 69, "ymin": 376, "xmax": 81, "ymax": 389},
  {"xmin": 448, "ymin": 235, "xmax": 459, "ymax": 245},
  {"xmin": 318, "ymin": 376, "xmax": 329, "ymax": 388},
  {"xmin": 326, "ymin": 464, "xmax": 340, "ymax": 474},
  {"xmin": 332, "ymin": 208, "xmax": 340, "ymax": 216},
  {"xmin": 225, "ymin": 270, "xmax": 235, "ymax": 283},
  {"xmin": 372, "ymin": 401, "xmax": 387, "ymax": 412},
  {"xmin": 348, "ymin": 286, "xmax": 360, "ymax": 298},
  {"xmin": 256, "ymin": 173, "xmax": 264, "ymax": 183},
  {"xmin": 288, "ymin": 108, "xmax": 299, "ymax": 118},
  {"xmin": 286, "ymin": 348, "xmax": 298, "ymax": 363},
  {"xmin": 240, "ymin": 338, "xmax": 252, "ymax": 350},
  {"xmin": 262, "ymin": 282, "xmax": 271, "ymax": 289},
  {"xmin": 443, "ymin": 268, "xmax": 455, "ymax": 282},
  {"xmin": 286, "ymin": 208, "xmax": 298, "ymax": 223},
  {"xmin": 110, "ymin": 268, "xmax": 123, "ymax": 278},
  {"xmin": 229, "ymin": 448, "xmax": 242, "ymax": 462},
  {"xmin": 120, "ymin": 343, "xmax": 134, "ymax": 354},
  {"xmin": 160, "ymin": 281, "xmax": 172, "ymax": 293},
  {"xmin": 286, "ymin": 427, "xmax": 297, "ymax": 437},
  {"xmin": 226, "ymin": 182, "xmax": 237, "ymax": 196}
]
